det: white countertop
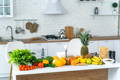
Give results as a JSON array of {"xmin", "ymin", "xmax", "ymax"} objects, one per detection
[{"xmin": 12, "ymin": 63, "xmax": 120, "ymax": 76}]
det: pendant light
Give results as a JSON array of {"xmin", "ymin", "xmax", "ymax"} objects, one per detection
[{"xmin": 44, "ymin": 0, "xmax": 65, "ymax": 14}]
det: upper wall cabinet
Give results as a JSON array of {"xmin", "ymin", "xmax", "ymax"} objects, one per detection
[{"xmin": 0, "ymin": 0, "xmax": 13, "ymax": 17}]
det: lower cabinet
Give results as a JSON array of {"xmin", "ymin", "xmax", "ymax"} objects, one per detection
[{"xmin": 0, "ymin": 45, "xmax": 10, "ymax": 78}]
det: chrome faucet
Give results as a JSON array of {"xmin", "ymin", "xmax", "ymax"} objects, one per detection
[{"xmin": 6, "ymin": 26, "xmax": 14, "ymax": 41}]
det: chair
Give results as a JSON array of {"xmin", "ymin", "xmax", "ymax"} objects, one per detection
[
  {"xmin": 67, "ymin": 38, "xmax": 82, "ymax": 56},
  {"xmin": 5, "ymin": 41, "xmax": 25, "ymax": 80}
]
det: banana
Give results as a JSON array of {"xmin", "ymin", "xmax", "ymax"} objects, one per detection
[
  {"xmin": 98, "ymin": 61, "xmax": 103, "ymax": 65},
  {"xmin": 92, "ymin": 56, "xmax": 101, "ymax": 63},
  {"xmin": 92, "ymin": 62, "xmax": 98, "ymax": 65},
  {"xmin": 92, "ymin": 58, "xmax": 100, "ymax": 63}
]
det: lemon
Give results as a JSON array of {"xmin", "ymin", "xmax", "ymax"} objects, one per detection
[{"xmin": 53, "ymin": 59, "xmax": 64, "ymax": 67}]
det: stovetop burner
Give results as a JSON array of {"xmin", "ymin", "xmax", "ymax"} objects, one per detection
[
  {"xmin": 44, "ymin": 35, "xmax": 59, "ymax": 39},
  {"xmin": 42, "ymin": 35, "xmax": 67, "ymax": 40}
]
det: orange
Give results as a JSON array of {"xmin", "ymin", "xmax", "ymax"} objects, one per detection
[
  {"xmin": 60, "ymin": 58, "xmax": 66, "ymax": 65},
  {"xmin": 69, "ymin": 57, "xmax": 76, "ymax": 64},
  {"xmin": 71, "ymin": 60, "xmax": 77, "ymax": 66}
]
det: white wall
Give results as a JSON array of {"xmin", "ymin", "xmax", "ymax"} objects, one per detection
[{"xmin": 0, "ymin": 0, "xmax": 119, "ymax": 39}]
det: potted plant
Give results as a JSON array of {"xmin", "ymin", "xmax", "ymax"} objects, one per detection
[
  {"xmin": 79, "ymin": 30, "xmax": 90, "ymax": 56},
  {"xmin": 112, "ymin": 2, "xmax": 118, "ymax": 14}
]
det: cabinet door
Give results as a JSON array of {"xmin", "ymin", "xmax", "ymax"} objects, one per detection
[
  {"xmin": 47, "ymin": 42, "xmax": 68, "ymax": 56},
  {"xmin": 28, "ymin": 43, "xmax": 48, "ymax": 58},
  {"xmin": 0, "ymin": 45, "xmax": 10, "ymax": 77}
]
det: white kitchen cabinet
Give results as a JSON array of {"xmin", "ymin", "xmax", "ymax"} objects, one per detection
[
  {"xmin": 27, "ymin": 43, "xmax": 48, "ymax": 58},
  {"xmin": 47, "ymin": 42, "xmax": 68, "ymax": 56},
  {"xmin": 0, "ymin": 0, "xmax": 13, "ymax": 17},
  {"xmin": 0, "ymin": 45, "xmax": 10, "ymax": 78}
]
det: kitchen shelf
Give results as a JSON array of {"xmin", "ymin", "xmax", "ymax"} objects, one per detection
[
  {"xmin": 14, "ymin": 19, "xmax": 38, "ymax": 22},
  {"xmin": 79, "ymin": 0, "xmax": 104, "ymax": 3},
  {"xmin": 91, "ymin": 14, "xmax": 120, "ymax": 16}
]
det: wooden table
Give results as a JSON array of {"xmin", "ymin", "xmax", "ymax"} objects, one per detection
[{"xmin": 12, "ymin": 63, "xmax": 120, "ymax": 80}]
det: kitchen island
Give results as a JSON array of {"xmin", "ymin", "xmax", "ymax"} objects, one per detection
[{"xmin": 12, "ymin": 63, "xmax": 120, "ymax": 80}]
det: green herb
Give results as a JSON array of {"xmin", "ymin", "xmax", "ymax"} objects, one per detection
[
  {"xmin": 44, "ymin": 64, "xmax": 55, "ymax": 67},
  {"xmin": 9, "ymin": 49, "xmax": 37, "ymax": 65},
  {"xmin": 37, "ymin": 58, "xmax": 43, "ymax": 63},
  {"xmin": 44, "ymin": 56, "xmax": 53, "ymax": 64}
]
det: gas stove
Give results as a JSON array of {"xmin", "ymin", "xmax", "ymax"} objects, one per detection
[{"xmin": 42, "ymin": 35, "xmax": 68, "ymax": 40}]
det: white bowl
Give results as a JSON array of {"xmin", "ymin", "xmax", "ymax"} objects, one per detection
[{"xmin": 102, "ymin": 59, "xmax": 114, "ymax": 64}]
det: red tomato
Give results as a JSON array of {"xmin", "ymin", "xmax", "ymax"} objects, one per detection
[
  {"xmin": 25, "ymin": 65, "xmax": 29, "ymax": 68},
  {"xmin": 19, "ymin": 65, "xmax": 23, "ymax": 68},
  {"xmin": 33, "ymin": 63, "xmax": 39, "ymax": 66},
  {"xmin": 38, "ymin": 63, "xmax": 44, "ymax": 68},
  {"xmin": 19, "ymin": 65, "xmax": 22, "ymax": 70},
  {"xmin": 24, "ymin": 68, "xmax": 28, "ymax": 71},
  {"xmin": 22, "ymin": 65, "xmax": 26, "ymax": 68}
]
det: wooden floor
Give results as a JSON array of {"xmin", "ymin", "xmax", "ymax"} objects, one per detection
[{"xmin": 17, "ymin": 69, "xmax": 108, "ymax": 80}]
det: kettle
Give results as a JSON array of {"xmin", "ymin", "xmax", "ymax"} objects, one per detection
[{"xmin": 59, "ymin": 29, "xmax": 66, "ymax": 39}]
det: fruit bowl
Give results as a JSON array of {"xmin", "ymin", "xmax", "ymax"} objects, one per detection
[{"xmin": 102, "ymin": 59, "xmax": 114, "ymax": 64}]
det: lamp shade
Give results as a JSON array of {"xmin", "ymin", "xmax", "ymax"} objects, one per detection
[{"xmin": 44, "ymin": 0, "xmax": 65, "ymax": 14}]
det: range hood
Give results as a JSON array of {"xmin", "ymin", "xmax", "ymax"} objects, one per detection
[{"xmin": 44, "ymin": 0, "xmax": 65, "ymax": 15}]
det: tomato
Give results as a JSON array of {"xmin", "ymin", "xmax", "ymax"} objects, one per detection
[
  {"xmin": 25, "ymin": 65, "xmax": 29, "ymax": 68},
  {"xmin": 19, "ymin": 65, "xmax": 23, "ymax": 68},
  {"xmin": 19, "ymin": 64, "xmax": 38, "ymax": 71},
  {"xmin": 29, "ymin": 66, "xmax": 32, "ymax": 70},
  {"xmin": 24, "ymin": 68, "xmax": 28, "ymax": 71},
  {"xmin": 22, "ymin": 65, "xmax": 26, "ymax": 68},
  {"xmin": 19, "ymin": 67, "xmax": 22, "ymax": 71},
  {"xmin": 33, "ymin": 63, "xmax": 39, "ymax": 66},
  {"xmin": 32, "ymin": 66, "xmax": 36, "ymax": 69},
  {"xmin": 38, "ymin": 63, "xmax": 44, "ymax": 68}
]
